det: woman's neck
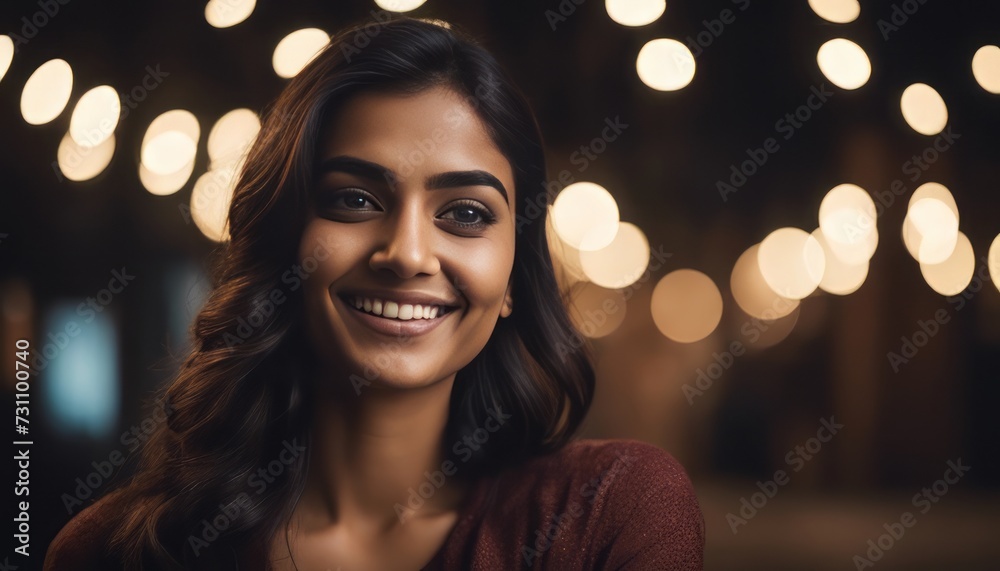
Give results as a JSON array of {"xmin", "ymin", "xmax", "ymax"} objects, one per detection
[{"xmin": 297, "ymin": 372, "xmax": 466, "ymax": 533}]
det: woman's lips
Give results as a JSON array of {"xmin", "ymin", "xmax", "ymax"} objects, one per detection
[{"xmin": 338, "ymin": 294, "xmax": 454, "ymax": 337}]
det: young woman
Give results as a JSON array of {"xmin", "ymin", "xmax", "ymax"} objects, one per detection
[{"xmin": 44, "ymin": 16, "xmax": 704, "ymax": 571}]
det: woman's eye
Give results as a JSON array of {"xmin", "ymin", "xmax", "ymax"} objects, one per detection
[
  {"xmin": 440, "ymin": 201, "xmax": 496, "ymax": 229},
  {"xmin": 342, "ymin": 195, "xmax": 371, "ymax": 209},
  {"xmin": 318, "ymin": 189, "xmax": 379, "ymax": 211},
  {"xmin": 452, "ymin": 206, "xmax": 482, "ymax": 224}
]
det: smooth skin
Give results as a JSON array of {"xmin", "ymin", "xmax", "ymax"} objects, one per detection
[{"xmin": 269, "ymin": 85, "xmax": 517, "ymax": 571}]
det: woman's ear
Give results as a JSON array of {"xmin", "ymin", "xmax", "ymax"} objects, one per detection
[{"xmin": 500, "ymin": 280, "xmax": 513, "ymax": 318}]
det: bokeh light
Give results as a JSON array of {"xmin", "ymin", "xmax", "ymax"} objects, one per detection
[
  {"xmin": 651, "ymin": 269, "xmax": 724, "ymax": 343},
  {"xmin": 140, "ymin": 109, "xmax": 200, "ymax": 177},
  {"xmin": 140, "ymin": 110, "xmax": 200, "ymax": 195},
  {"xmin": 69, "ymin": 86, "xmax": 121, "ymax": 148},
  {"xmin": 20, "ymin": 58, "xmax": 73, "ymax": 125},
  {"xmin": 745, "ymin": 305, "xmax": 800, "ymax": 350},
  {"xmin": 818, "ymin": 183, "xmax": 878, "ymax": 264},
  {"xmin": 190, "ymin": 166, "xmax": 238, "ymax": 242},
  {"xmin": 808, "ymin": 0, "xmax": 860, "ymax": 23},
  {"xmin": 551, "ymin": 182, "xmax": 620, "ymax": 251},
  {"xmin": 142, "ymin": 131, "xmax": 197, "ymax": 176},
  {"xmin": 546, "ymin": 211, "xmax": 587, "ymax": 289},
  {"xmin": 909, "ymin": 182, "xmax": 958, "ymax": 219},
  {"xmin": 579, "ymin": 222, "xmax": 650, "ymax": 289},
  {"xmin": 904, "ymin": 198, "xmax": 959, "ymax": 264},
  {"xmin": 566, "ymin": 282, "xmax": 628, "ymax": 338},
  {"xmin": 731, "ymin": 244, "xmax": 799, "ymax": 320},
  {"xmin": 989, "ymin": 233, "xmax": 1000, "ymax": 292},
  {"xmin": 273, "ymin": 28, "xmax": 330, "ymax": 79},
  {"xmin": 900, "ymin": 83, "xmax": 948, "ymax": 135},
  {"xmin": 375, "ymin": 0, "xmax": 428, "ymax": 12},
  {"xmin": 972, "ymin": 45, "xmax": 1000, "ymax": 94},
  {"xmin": 636, "ymin": 38, "xmax": 696, "ymax": 91},
  {"xmin": 813, "ymin": 229, "xmax": 869, "ymax": 295},
  {"xmin": 757, "ymin": 227, "xmax": 826, "ymax": 300},
  {"xmin": 207, "ymin": 108, "xmax": 261, "ymax": 169},
  {"xmin": 205, "ymin": 0, "xmax": 256, "ymax": 28},
  {"xmin": 56, "ymin": 132, "xmax": 116, "ymax": 182},
  {"xmin": 920, "ymin": 231, "xmax": 974, "ymax": 296},
  {"xmin": 140, "ymin": 160, "xmax": 196, "ymax": 196},
  {"xmin": 605, "ymin": 0, "xmax": 666, "ymax": 27},
  {"xmin": 816, "ymin": 38, "xmax": 871, "ymax": 90},
  {"xmin": 0, "ymin": 35, "xmax": 13, "ymax": 83}
]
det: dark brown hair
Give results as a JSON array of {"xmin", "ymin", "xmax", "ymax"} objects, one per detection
[{"xmin": 107, "ymin": 15, "xmax": 594, "ymax": 569}]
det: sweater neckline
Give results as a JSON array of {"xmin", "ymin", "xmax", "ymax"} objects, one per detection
[{"xmin": 421, "ymin": 470, "xmax": 497, "ymax": 569}]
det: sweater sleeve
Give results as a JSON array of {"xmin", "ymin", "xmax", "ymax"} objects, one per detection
[{"xmin": 594, "ymin": 441, "xmax": 705, "ymax": 571}]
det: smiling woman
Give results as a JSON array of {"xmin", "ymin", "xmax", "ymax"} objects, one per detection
[{"xmin": 44, "ymin": 16, "xmax": 703, "ymax": 571}]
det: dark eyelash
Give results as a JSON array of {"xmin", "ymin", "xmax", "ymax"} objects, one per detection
[
  {"xmin": 316, "ymin": 188, "xmax": 379, "ymax": 209},
  {"xmin": 446, "ymin": 199, "xmax": 498, "ymax": 229}
]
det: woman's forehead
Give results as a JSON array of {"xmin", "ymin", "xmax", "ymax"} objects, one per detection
[{"xmin": 316, "ymin": 86, "xmax": 516, "ymax": 202}]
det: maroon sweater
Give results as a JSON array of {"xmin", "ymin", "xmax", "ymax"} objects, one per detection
[{"xmin": 44, "ymin": 438, "xmax": 704, "ymax": 570}]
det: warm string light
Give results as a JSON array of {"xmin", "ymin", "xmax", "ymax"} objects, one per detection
[
  {"xmin": 272, "ymin": 28, "xmax": 330, "ymax": 79},
  {"xmin": 808, "ymin": 0, "xmax": 861, "ymax": 24},
  {"xmin": 139, "ymin": 110, "xmax": 200, "ymax": 196},
  {"xmin": 605, "ymin": 0, "xmax": 666, "ymax": 27},
  {"xmin": 11, "ymin": 0, "xmax": 996, "ymax": 355}
]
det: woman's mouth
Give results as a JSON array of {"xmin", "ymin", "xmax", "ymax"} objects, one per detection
[
  {"xmin": 339, "ymin": 294, "xmax": 457, "ymax": 320},
  {"xmin": 337, "ymin": 294, "xmax": 458, "ymax": 337}
]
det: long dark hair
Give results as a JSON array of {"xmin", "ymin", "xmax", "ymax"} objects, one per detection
[{"xmin": 107, "ymin": 15, "xmax": 594, "ymax": 569}]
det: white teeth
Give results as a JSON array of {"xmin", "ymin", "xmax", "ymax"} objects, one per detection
[
  {"xmin": 398, "ymin": 304, "xmax": 413, "ymax": 320},
  {"xmin": 349, "ymin": 296, "xmax": 446, "ymax": 320},
  {"xmin": 349, "ymin": 296, "xmax": 447, "ymax": 320},
  {"xmin": 383, "ymin": 301, "xmax": 399, "ymax": 318}
]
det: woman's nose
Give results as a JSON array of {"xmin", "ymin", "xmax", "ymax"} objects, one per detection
[{"xmin": 368, "ymin": 202, "xmax": 441, "ymax": 278}]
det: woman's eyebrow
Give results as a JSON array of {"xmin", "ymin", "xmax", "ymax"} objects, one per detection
[
  {"xmin": 317, "ymin": 155, "xmax": 509, "ymax": 204},
  {"xmin": 426, "ymin": 170, "xmax": 509, "ymax": 205},
  {"xmin": 316, "ymin": 155, "xmax": 395, "ymax": 185}
]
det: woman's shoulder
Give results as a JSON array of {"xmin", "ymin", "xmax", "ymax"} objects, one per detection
[
  {"xmin": 528, "ymin": 437, "xmax": 693, "ymax": 480},
  {"xmin": 44, "ymin": 491, "xmax": 124, "ymax": 570},
  {"xmin": 510, "ymin": 439, "xmax": 701, "ymax": 519},
  {"xmin": 457, "ymin": 438, "xmax": 704, "ymax": 569}
]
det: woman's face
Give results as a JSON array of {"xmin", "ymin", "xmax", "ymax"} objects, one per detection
[{"xmin": 299, "ymin": 85, "xmax": 517, "ymax": 392}]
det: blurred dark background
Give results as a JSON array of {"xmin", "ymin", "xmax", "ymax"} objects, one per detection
[{"xmin": 2, "ymin": 0, "xmax": 999, "ymax": 569}]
